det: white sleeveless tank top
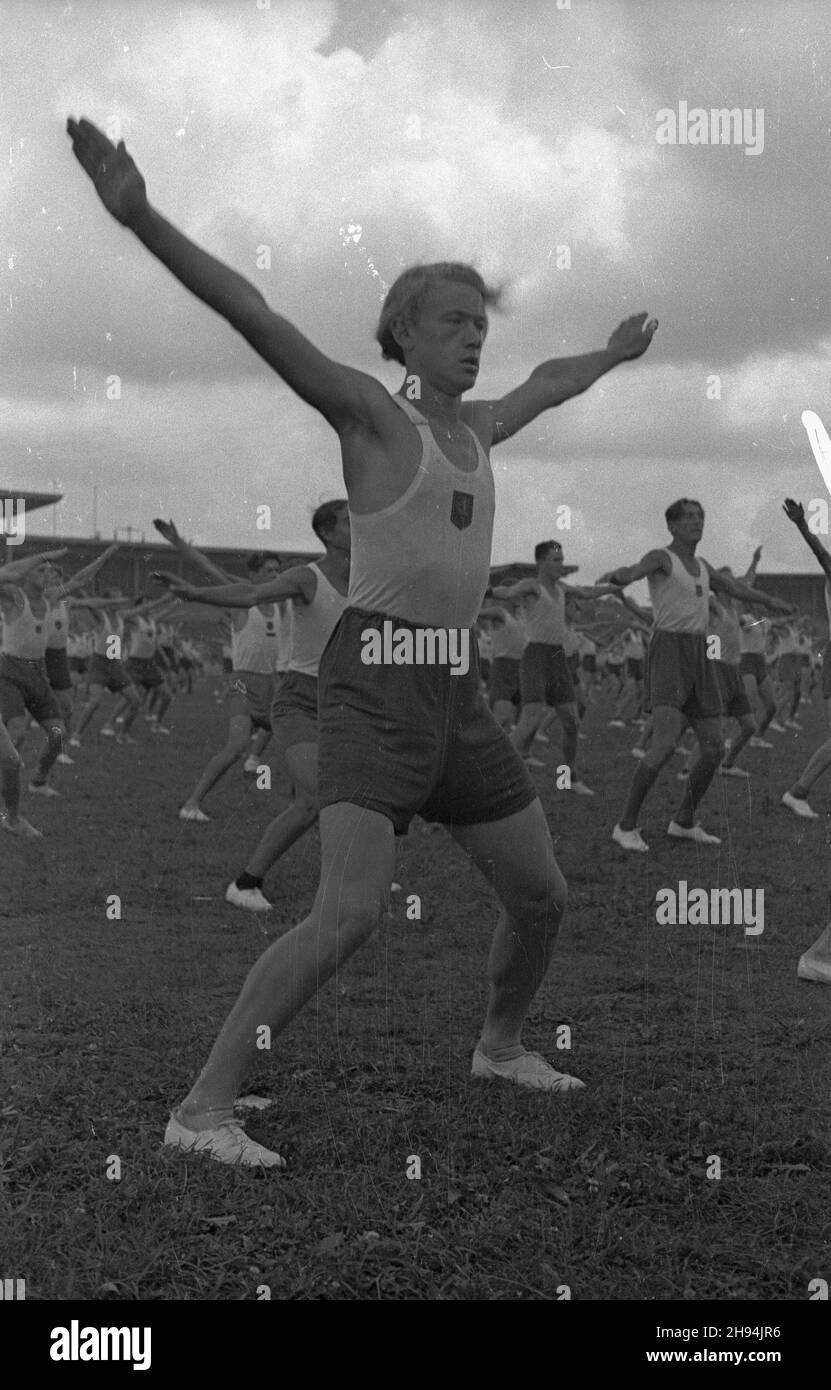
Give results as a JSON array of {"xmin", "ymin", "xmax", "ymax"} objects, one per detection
[
  {"xmin": 709, "ymin": 599, "xmax": 741, "ymax": 665},
  {"xmin": 289, "ymin": 564, "xmax": 347, "ymax": 677},
  {"xmin": 92, "ymin": 609, "xmax": 125, "ymax": 658},
  {"xmin": 2, "ymin": 591, "xmax": 49, "ymax": 659},
  {"xmin": 524, "ymin": 582, "xmax": 566, "ymax": 645},
  {"xmin": 129, "ymin": 614, "xmax": 157, "ymax": 659},
  {"xmin": 232, "ymin": 604, "xmax": 279, "ymax": 675},
  {"xmin": 648, "ymin": 550, "xmax": 710, "ymax": 633},
  {"xmin": 348, "ymin": 395, "xmax": 495, "ymax": 629},
  {"xmin": 274, "ymin": 601, "xmax": 292, "ymax": 673},
  {"xmin": 46, "ymin": 598, "xmax": 70, "ymax": 651},
  {"xmin": 491, "ymin": 612, "xmax": 527, "ymax": 660}
]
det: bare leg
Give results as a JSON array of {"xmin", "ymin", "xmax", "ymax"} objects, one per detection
[
  {"xmin": 242, "ymin": 743, "xmax": 319, "ymax": 880},
  {"xmin": 182, "ymin": 713, "xmax": 252, "ymax": 811},
  {"xmin": 619, "ymin": 705, "xmax": 685, "ymax": 831},
  {"xmin": 673, "ymin": 715, "xmax": 723, "ymax": 826},
  {"xmin": 511, "ymin": 700, "xmax": 547, "ymax": 757}
]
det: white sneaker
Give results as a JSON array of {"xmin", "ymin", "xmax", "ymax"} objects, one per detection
[
  {"xmin": 242, "ymin": 756, "xmax": 260, "ymax": 773},
  {"xmin": 785, "ymin": 719, "xmax": 803, "ymax": 731},
  {"xmin": 676, "ymin": 768, "xmax": 689, "ymax": 781},
  {"xmin": 667, "ymin": 820, "xmax": 721, "ymax": 845},
  {"xmin": 612, "ymin": 823, "xmax": 649, "ymax": 852},
  {"xmin": 525, "ymin": 757, "xmax": 545, "ymax": 769},
  {"xmin": 152, "ymin": 724, "xmax": 172, "ymax": 735},
  {"xmin": 608, "ymin": 719, "xmax": 626, "ymax": 728},
  {"xmin": 720, "ymin": 765, "xmax": 750, "ymax": 779},
  {"xmin": 1, "ymin": 814, "xmax": 43, "ymax": 839},
  {"xmin": 781, "ymin": 791, "xmax": 819, "ymax": 820},
  {"xmin": 569, "ymin": 780, "xmax": 595, "ymax": 797},
  {"xmin": 163, "ymin": 1112, "xmax": 284, "ymax": 1168},
  {"xmin": 225, "ymin": 881, "xmax": 272, "ymax": 912},
  {"xmin": 769, "ymin": 721, "xmax": 787, "ymax": 734},
  {"xmin": 749, "ymin": 736, "xmax": 773, "ymax": 749},
  {"xmin": 471, "ymin": 1047, "xmax": 585, "ymax": 1094},
  {"xmin": 179, "ymin": 806, "xmax": 210, "ymax": 823},
  {"xmin": 68, "ymin": 736, "xmax": 81, "ymax": 748},
  {"xmin": 797, "ymin": 954, "xmax": 831, "ymax": 984},
  {"xmin": 534, "ymin": 733, "xmax": 550, "ymax": 744},
  {"xmin": 56, "ymin": 753, "xmax": 74, "ymax": 766},
  {"xmin": 99, "ymin": 727, "xmax": 116, "ymax": 738},
  {"xmin": 28, "ymin": 782, "xmax": 59, "ymax": 798},
  {"xmin": 631, "ymin": 747, "xmax": 646, "ymax": 759}
]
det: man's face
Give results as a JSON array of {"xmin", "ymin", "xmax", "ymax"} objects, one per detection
[
  {"xmin": 671, "ymin": 504, "xmax": 705, "ymax": 544},
  {"xmin": 261, "ymin": 558, "xmax": 282, "ymax": 581},
  {"xmin": 396, "ymin": 282, "xmax": 487, "ymax": 395},
  {"xmin": 28, "ymin": 561, "xmax": 52, "ymax": 592},
  {"xmin": 539, "ymin": 544, "xmax": 565, "ymax": 579}
]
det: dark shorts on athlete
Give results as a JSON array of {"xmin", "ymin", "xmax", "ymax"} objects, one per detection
[
  {"xmin": 222, "ymin": 656, "xmax": 233, "ymax": 673},
  {"xmin": 822, "ymin": 641, "xmax": 831, "ymax": 700},
  {"xmin": 626, "ymin": 657, "xmax": 644, "ymax": 681},
  {"xmin": 715, "ymin": 661, "xmax": 752, "ymax": 720},
  {"xmin": 87, "ymin": 652, "xmax": 132, "ymax": 694},
  {"xmin": 44, "ymin": 647, "xmax": 72, "ymax": 693},
  {"xmin": 520, "ymin": 641, "xmax": 575, "ymax": 707},
  {"xmin": 229, "ymin": 669, "xmax": 274, "ymax": 731},
  {"xmin": 581, "ymin": 653, "xmax": 597, "ymax": 673},
  {"xmin": 270, "ymin": 670, "xmax": 319, "ymax": 753},
  {"xmin": 68, "ymin": 655, "xmax": 88, "ymax": 675},
  {"xmin": 739, "ymin": 651, "xmax": 767, "ymax": 685},
  {"xmin": 489, "ymin": 655, "xmax": 521, "ymax": 706},
  {"xmin": 607, "ymin": 662, "xmax": 623, "ymax": 679},
  {"xmin": 317, "ymin": 607, "xmax": 536, "ymax": 836},
  {"xmin": 0, "ymin": 654, "xmax": 61, "ymax": 724},
  {"xmin": 126, "ymin": 655, "xmax": 163, "ymax": 690},
  {"xmin": 566, "ymin": 651, "xmax": 581, "ymax": 681},
  {"xmin": 644, "ymin": 630, "xmax": 722, "ymax": 720}
]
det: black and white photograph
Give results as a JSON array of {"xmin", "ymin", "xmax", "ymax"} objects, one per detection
[{"xmin": 1, "ymin": 0, "xmax": 829, "ymax": 1349}]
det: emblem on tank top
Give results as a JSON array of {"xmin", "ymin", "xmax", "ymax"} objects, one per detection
[
  {"xmin": 695, "ymin": 584, "xmax": 703, "ymax": 596},
  {"xmin": 450, "ymin": 490, "xmax": 474, "ymax": 530}
]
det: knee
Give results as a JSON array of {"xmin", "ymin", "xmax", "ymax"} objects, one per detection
[
  {"xmin": 697, "ymin": 737, "xmax": 724, "ymax": 764},
  {"xmin": 320, "ymin": 891, "xmax": 385, "ymax": 964},
  {"xmin": 0, "ymin": 744, "xmax": 23, "ymax": 774},
  {"xmin": 513, "ymin": 858, "xmax": 568, "ymax": 932},
  {"xmin": 294, "ymin": 795, "xmax": 319, "ymax": 824},
  {"xmin": 645, "ymin": 738, "xmax": 676, "ymax": 768}
]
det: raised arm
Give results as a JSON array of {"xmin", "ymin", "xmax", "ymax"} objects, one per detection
[
  {"xmin": 741, "ymin": 545, "xmax": 762, "ymax": 586},
  {"xmin": 608, "ymin": 590, "xmax": 654, "ymax": 627},
  {"xmin": 562, "ymin": 582, "xmax": 623, "ymax": 601},
  {"xmin": 152, "ymin": 565, "xmax": 315, "ymax": 609},
  {"xmin": 0, "ymin": 547, "xmax": 68, "ymax": 583},
  {"xmin": 152, "ymin": 519, "xmax": 238, "ymax": 585},
  {"xmin": 705, "ymin": 562, "xmax": 792, "ymax": 613},
  {"xmin": 597, "ymin": 549, "xmax": 670, "ymax": 588},
  {"xmin": 491, "ymin": 578, "xmax": 541, "ymax": 601},
  {"xmin": 782, "ymin": 499, "xmax": 831, "ymax": 582},
  {"xmin": 478, "ymin": 314, "xmax": 657, "ymax": 446},
  {"xmin": 49, "ymin": 544, "xmax": 120, "ymax": 598},
  {"xmin": 66, "ymin": 119, "xmax": 391, "ymax": 434}
]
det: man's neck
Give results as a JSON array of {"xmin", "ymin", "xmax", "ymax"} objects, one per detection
[
  {"xmin": 669, "ymin": 538, "xmax": 698, "ymax": 561},
  {"xmin": 398, "ymin": 377, "xmax": 462, "ymax": 423},
  {"xmin": 318, "ymin": 547, "xmax": 350, "ymax": 590}
]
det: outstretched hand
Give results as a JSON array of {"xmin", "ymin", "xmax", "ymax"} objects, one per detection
[
  {"xmin": 66, "ymin": 118, "xmax": 148, "ymax": 226},
  {"xmin": 151, "ymin": 570, "xmax": 193, "ymax": 598},
  {"xmin": 607, "ymin": 312, "xmax": 658, "ymax": 362},
  {"xmin": 782, "ymin": 498, "xmax": 805, "ymax": 526},
  {"xmin": 153, "ymin": 518, "xmax": 181, "ymax": 545}
]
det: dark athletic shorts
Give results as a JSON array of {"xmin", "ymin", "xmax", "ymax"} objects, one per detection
[
  {"xmin": 68, "ymin": 655, "xmax": 88, "ymax": 675},
  {"xmin": 0, "ymin": 655, "xmax": 61, "ymax": 725},
  {"xmin": 715, "ymin": 661, "xmax": 752, "ymax": 720},
  {"xmin": 270, "ymin": 670, "xmax": 319, "ymax": 753},
  {"xmin": 644, "ymin": 630, "xmax": 722, "ymax": 720},
  {"xmin": 739, "ymin": 651, "xmax": 767, "ymax": 684},
  {"xmin": 778, "ymin": 652, "xmax": 801, "ymax": 682},
  {"xmin": 581, "ymin": 654, "xmax": 597, "ymax": 673},
  {"xmin": 520, "ymin": 641, "xmax": 575, "ymax": 707},
  {"xmin": 317, "ymin": 607, "xmax": 537, "ymax": 836},
  {"xmin": 126, "ymin": 655, "xmax": 163, "ymax": 690},
  {"xmin": 44, "ymin": 647, "xmax": 72, "ymax": 693},
  {"xmin": 229, "ymin": 669, "xmax": 274, "ymax": 731},
  {"xmin": 479, "ymin": 657, "xmax": 491, "ymax": 683},
  {"xmin": 823, "ymin": 641, "xmax": 831, "ymax": 699},
  {"xmin": 222, "ymin": 656, "xmax": 233, "ymax": 673},
  {"xmin": 626, "ymin": 657, "xmax": 645, "ymax": 681},
  {"xmin": 566, "ymin": 651, "xmax": 581, "ymax": 680},
  {"xmin": 489, "ymin": 655, "xmax": 521, "ymax": 706},
  {"xmin": 607, "ymin": 662, "xmax": 623, "ymax": 679},
  {"xmin": 87, "ymin": 652, "xmax": 132, "ymax": 694}
]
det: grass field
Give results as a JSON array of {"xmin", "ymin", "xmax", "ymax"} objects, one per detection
[{"xmin": 2, "ymin": 680, "xmax": 830, "ymax": 1302}]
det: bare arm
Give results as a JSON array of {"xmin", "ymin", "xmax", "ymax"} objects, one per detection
[
  {"xmin": 705, "ymin": 562, "xmax": 792, "ymax": 613},
  {"xmin": 66, "ymin": 119, "xmax": 389, "ymax": 434},
  {"xmin": 152, "ymin": 565, "xmax": 315, "ymax": 609},
  {"xmin": 49, "ymin": 544, "xmax": 119, "ymax": 598},
  {"xmin": 782, "ymin": 499, "xmax": 831, "ymax": 582},
  {"xmin": 741, "ymin": 545, "xmax": 762, "ymax": 586},
  {"xmin": 492, "ymin": 579, "xmax": 540, "ymax": 601},
  {"xmin": 0, "ymin": 547, "xmax": 68, "ymax": 583},
  {"xmin": 597, "ymin": 549, "xmax": 670, "ymax": 588},
  {"xmin": 152, "ymin": 519, "xmax": 238, "ymax": 584},
  {"xmin": 478, "ymin": 314, "xmax": 657, "ymax": 446}
]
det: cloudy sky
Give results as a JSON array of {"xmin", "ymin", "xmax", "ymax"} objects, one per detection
[{"xmin": 3, "ymin": 0, "xmax": 830, "ymax": 577}]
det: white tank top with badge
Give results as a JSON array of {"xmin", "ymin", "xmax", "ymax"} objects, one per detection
[
  {"xmin": 232, "ymin": 605, "xmax": 279, "ymax": 675},
  {"xmin": 129, "ymin": 614, "xmax": 157, "ymax": 660},
  {"xmin": 648, "ymin": 550, "xmax": 710, "ymax": 633},
  {"xmin": 46, "ymin": 598, "xmax": 70, "ymax": 651},
  {"xmin": 289, "ymin": 564, "xmax": 347, "ymax": 677},
  {"xmin": 1, "ymin": 592, "xmax": 49, "ymax": 659},
  {"xmin": 523, "ymin": 583, "xmax": 566, "ymax": 645},
  {"xmin": 491, "ymin": 612, "xmax": 527, "ymax": 660},
  {"xmin": 348, "ymin": 395, "xmax": 495, "ymax": 629}
]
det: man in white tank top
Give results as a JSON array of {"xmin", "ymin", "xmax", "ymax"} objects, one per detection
[
  {"xmin": 66, "ymin": 117, "xmax": 661, "ymax": 1163},
  {"xmin": 494, "ymin": 541, "xmax": 616, "ymax": 794},
  {"xmin": 158, "ymin": 500, "xmax": 350, "ymax": 909},
  {"xmin": 477, "ymin": 595, "xmax": 527, "ymax": 731},
  {"xmin": 600, "ymin": 499, "xmax": 791, "ymax": 852},
  {"xmin": 0, "ymin": 547, "xmax": 70, "ymax": 837}
]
